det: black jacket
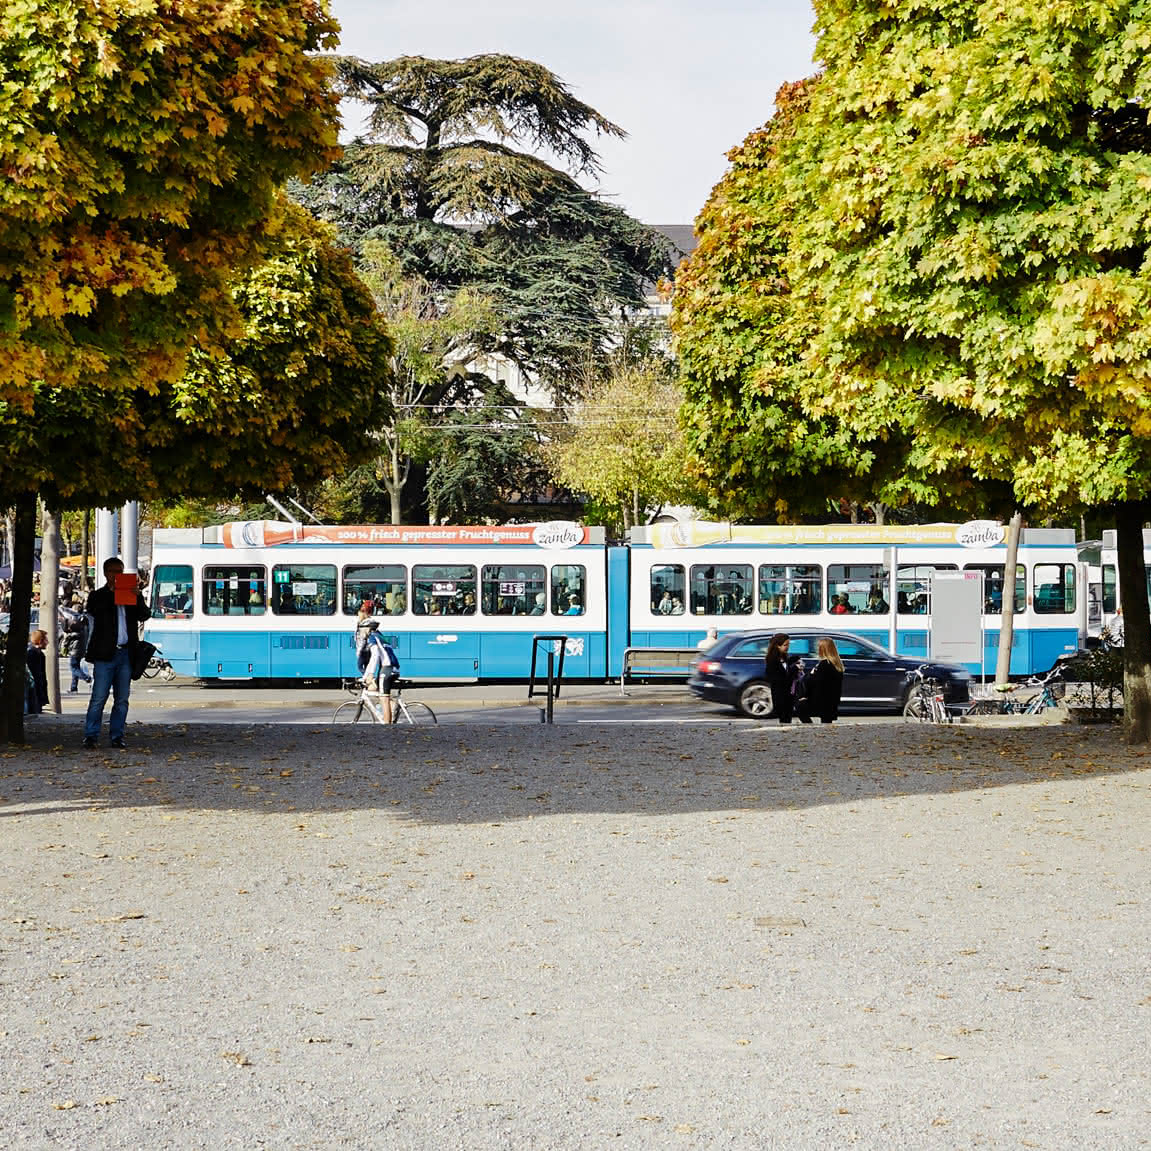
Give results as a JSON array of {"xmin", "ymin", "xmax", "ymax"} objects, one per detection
[
  {"xmin": 26, "ymin": 643, "xmax": 48, "ymax": 708},
  {"xmin": 84, "ymin": 584, "xmax": 150, "ymax": 662},
  {"xmin": 802, "ymin": 659, "xmax": 844, "ymax": 722},
  {"xmin": 764, "ymin": 655, "xmax": 794, "ymax": 722}
]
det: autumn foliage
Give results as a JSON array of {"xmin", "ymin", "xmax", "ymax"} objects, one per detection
[
  {"xmin": 0, "ymin": 0, "xmax": 340, "ymax": 436},
  {"xmin": 0, "ymin": 1, "xmax": 383, "ymax": 743}
]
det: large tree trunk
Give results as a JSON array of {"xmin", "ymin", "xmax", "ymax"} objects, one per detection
[
  {"xmin": 41, "ymin": 506, "xmax": 62, "ymax": 714},
  {"xmin": 1115, "ymin": 499, "xmax": 1151, "ymax": 744},
  {"xmin": 0, "ymin": 493, "xmax": 37, "ymax": 745}
]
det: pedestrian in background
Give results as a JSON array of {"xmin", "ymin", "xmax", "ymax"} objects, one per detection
[
  {"xmin": 26, "ymin": 629, "xmax": 49, "ymax": 714},
  {"xmin": 65, "ymin": 597, "xmax": 93, "ymax": 692}
]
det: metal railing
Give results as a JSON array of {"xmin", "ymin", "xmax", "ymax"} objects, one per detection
[
  {"xmin": 619, "ymin": 646, "xmax": 699, "ymax": 695},
  {"xmin": 528, "ymin": 635, "xmax": 568, "ymax": 723}
]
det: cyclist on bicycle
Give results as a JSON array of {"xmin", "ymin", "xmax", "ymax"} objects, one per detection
[{"xmin": 361, "ymin": 621, "xmax": 400, "ymax": 724}]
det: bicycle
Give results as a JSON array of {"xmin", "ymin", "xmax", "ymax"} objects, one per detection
[
  {"xmin": 332, "ymin": 678, "xmax": 437, "ymax": 726},
  {"xmin": 967, "ymin": 662, "xmax": 1065, "ymax": 716},
  {"xmin": 902, "ymin": 666, "xmax": 952, "ymax": 723}
]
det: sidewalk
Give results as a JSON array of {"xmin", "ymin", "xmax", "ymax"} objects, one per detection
[
  {"xmin": 41, "ymin": 661, "xmax": 699, "ymax": 711},
  {"xmin": 3, "ymin": 720, "xmax": 1147, "ymax": 1147},
  {"xmin": 44, "ymin": 658, "xmax": 1076, "ymax": 722}
]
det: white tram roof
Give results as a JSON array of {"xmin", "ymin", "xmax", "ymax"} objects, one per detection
[
  {"xmin": 630, "ymin": 521, "xmax": 1076, "ymax": 548},
  {"xmin": 153, "ymin": 521, "xmax": 606, "ymax": 549},
  {"xmin": 1100, "ymin": 529, "xmax": 1151, "ymax": 550}
]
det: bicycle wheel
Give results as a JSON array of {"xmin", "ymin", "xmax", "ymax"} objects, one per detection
[
  {"xmin": 966, "ymin": 698, "xmax": 1002, "ymax": 716},
  {"xmin": 332, "ymin": 699, "xmax": 369, "ymax": 724},
  {"xmin": 399, "ymin": 700, "xmax": 437, "ymax": 725},
  {"xmin": 903, "ymin": 691, "xmax": 931, "ymax": 721}
]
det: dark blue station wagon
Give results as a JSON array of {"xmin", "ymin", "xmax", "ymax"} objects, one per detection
[{"xmin": 688, "ymin": 628, "xmax": 972, "ymax": 718}]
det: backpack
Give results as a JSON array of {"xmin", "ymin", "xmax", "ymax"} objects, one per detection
[{"xmin": 369, "ymin": 633, "xmax": 400, "ymax": 673}]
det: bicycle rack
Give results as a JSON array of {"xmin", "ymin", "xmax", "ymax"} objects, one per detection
[{"xmin": 528, "ymin": 635, "xmax": 568, "ymax": 723}]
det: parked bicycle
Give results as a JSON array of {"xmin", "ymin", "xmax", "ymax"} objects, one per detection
[
  {"xmin": 332, "ymin": 679, "xmax": 437, "ymax": 726},
  {"xmin": 967, "ymin": 661, "xmax": 1066, "ymax": 716},
  {"xmin": 902, "ymin": 666, "xmax": 952, "ymax": 723}
]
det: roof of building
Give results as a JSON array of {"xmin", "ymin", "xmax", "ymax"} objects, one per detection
[{"xmin": 650, "ymin": 224, "xmax": 698, "ymax": 264}]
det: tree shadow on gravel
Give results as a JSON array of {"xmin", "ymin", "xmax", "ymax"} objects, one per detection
[{"xmin": 3, "ymin": 717, "xmax": 1148, "ymax": 825}]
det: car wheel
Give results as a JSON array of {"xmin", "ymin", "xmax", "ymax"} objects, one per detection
[{"xmin": 738, "ymin": 681, "xmax": 774, "ymax": 718}]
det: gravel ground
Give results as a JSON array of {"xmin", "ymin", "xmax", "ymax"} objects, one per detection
[{"xmin": 2, "ymin": 718, "xmax": 1150, "ymax": 1149}]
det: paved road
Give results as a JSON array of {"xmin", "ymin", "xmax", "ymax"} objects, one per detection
[{"xmin": 42, "ymin": 662, "xmax": 912, "ymax": 728}]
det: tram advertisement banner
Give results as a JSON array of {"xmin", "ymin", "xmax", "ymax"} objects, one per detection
[
  {"xmin": 213, "ymin": 522, "xmax": 591, "ymax": 549},
  {"xmin": 643, "ymin": 521, "xmax": 1006, "ymax": 549}
]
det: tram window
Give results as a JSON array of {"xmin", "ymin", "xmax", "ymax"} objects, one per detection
[
  {"xmin": 152, "ymin": 564, "xmax": 195, "ymax": 619},
  {"xmin": 757, "ymin": 564, "xmax": 821, "ymax": 615},
  {"xmin": 896, "ymin": 564, "xmax": 957, "ymax": 615},
  {"xmin": 203, "ymin": 565, "xmax": 267, "ymax": 617},
  {"xmin": 1102, "ymin": 564, "xmax": 1117, "ymax": 613},
  {"xmin": 271, "ymin": 564, "xmax": 336, "ymax": 616},
  {"xmin": 1034, "ymin": 564, "xmax": 1076, "ymax": 614},
  {"xmin": 552, "ymin": 565, "xmax": 586, "ymax": 616},
  {"xmin": 482, "ymin": 564, "xmax": 545, "ymax": 615},
  {"xmin": 650, "ymin": 565, "xmax": 685, "ymax": 615},
  {"xmin": 413, "ymin": 565, "xmax": 476, "ymax": 615},
  {"xmin": 690, "ymin": 564, "xmax": 752, "ymax": 616},
  {"xmin": 828, "ymin": 564, "xmax": 889, "ymax": 615},
  {"xmin": 343, "ymin": 564, "xmax": 406, "ymax": 616},
  {"xmin": 965, "ymin": 564, "xmax": 1025, "ymax": 613}
]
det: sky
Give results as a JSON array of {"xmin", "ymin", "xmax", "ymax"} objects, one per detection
[{"xmin": 326, "ymin": 0, "xmax": 819, "ymax": 225}]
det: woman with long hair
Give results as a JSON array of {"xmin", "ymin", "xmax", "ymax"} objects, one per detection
[
  {"xmin": 798, "ymin": 637, "xmax": 845, "ymax": 724},
  {"xmin": 764, "ymin": 632, "xmax": 794, "ymax": 724}
]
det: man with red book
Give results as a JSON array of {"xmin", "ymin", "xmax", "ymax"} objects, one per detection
[{"xmin": 82, "ymin": 557, "xmax": 150, "ymax": 749}]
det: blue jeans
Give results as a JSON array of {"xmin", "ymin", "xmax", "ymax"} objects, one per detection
[
  {"xmin": 70, "ymin": 652, "xmax": 92, "ymax": 689},
  {"xmin": 85, "ymin": 648, "xmax": 133, "ymax": 741}
]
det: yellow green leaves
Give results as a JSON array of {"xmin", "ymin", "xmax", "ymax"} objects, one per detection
[
  {"xmin": 764, "ymin": 0, "xmax": 1151, "ymax": 514},
  {"xmin": 0, "ymin": 0, "xmax": 346, "ymax": 510},
  {"xmin": 547, "ymin": 360, "xmax": 695, "ymax": 531}
]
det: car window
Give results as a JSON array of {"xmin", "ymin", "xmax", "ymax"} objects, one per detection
[
  {"xmin": 730, "ymin": 638, "xmax": 771, "ymax": 658},
  {"xmin": 837, "ymin": 639, "xmax": 879, "ymax": 659}
]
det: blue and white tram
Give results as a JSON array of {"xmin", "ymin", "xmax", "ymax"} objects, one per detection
[
  {"xmin": 624, "ymin": 522, "xmax": 1084, "ymax": 677},
  {"xmin": 145, "ymin": 518, "xmax": 1087, "ymax": 682},
  {"xmin": 1094, "ymin": 527, "xmax": 1151, "ymax": 638},
  {"xmin": 145, "ymin": 521, "xmax": 610, "ymax": 680}
]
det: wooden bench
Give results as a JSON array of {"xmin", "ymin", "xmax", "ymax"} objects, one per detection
[{"xmin": 619, "ymin": 647, "xmax": 700, "ymax": 694}]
